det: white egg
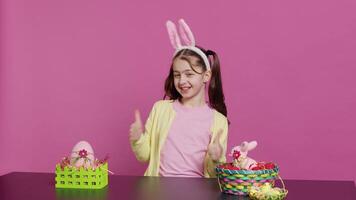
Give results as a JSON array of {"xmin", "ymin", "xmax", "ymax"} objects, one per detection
[{"xmin": 70, "ymin": 141, "xmax": 95, "ymax": 168}]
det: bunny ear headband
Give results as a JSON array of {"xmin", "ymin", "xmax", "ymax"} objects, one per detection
[{"xmin": 166, "ymin": 19, "xmax": 211, "ymax": 71}]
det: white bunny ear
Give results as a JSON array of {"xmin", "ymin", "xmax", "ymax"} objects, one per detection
[
  {"xmin": 166, "ymin": 20, "xmax": 182, "ymax": 49},
  {"xmin": 247, "ymin": 141, "xmax": 257, "ymax": 151},
  {"xmin": 178, "ymin": 19, "xmax": 195, "ymax": 46},
  {"xmin": 240, "ymin": 141, "xmax": 248, "ymax": 152}
]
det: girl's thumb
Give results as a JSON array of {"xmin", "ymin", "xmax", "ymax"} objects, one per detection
[{"xmin": 134, "ymin": 110, "xmax": 142, "ymax": 125}]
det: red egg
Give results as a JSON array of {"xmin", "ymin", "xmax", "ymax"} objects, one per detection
[{"xmin": 264, "ymin": 162, "xmax": 276, "ymax": 169}]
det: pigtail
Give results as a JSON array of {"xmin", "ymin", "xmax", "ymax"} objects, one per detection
[{"xmin": 206, "ymin": 50, "xmax": 229, "ymax": 121}]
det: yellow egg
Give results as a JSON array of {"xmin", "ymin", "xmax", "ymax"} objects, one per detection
[
  {"xmin": 225, "ymin": 184, "xmax": 232, "ymax": 189},
  {"xmin": 260, "ymin": 183, "xmax": 272, "ymax": 192}
]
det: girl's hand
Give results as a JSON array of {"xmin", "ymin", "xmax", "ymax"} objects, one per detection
[
  {"xmin": 208, "ymin": 129, "xmax": 224, "ymax": 161},
  {"xmin": 129, "ymin": 110, "xmax": 144, "ymax": 142}
]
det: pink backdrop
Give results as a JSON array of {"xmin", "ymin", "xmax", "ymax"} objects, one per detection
[{"xmin": 1, "ymin": 0, "xmax": 355, "ymax": 182}]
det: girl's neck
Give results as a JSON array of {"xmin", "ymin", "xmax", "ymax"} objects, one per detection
[{"xmin": 179, "ymin": 90, "xmax": 207, "ymax": 108}]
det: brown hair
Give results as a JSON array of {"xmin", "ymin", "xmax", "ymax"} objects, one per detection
[{"xmin": 163, "ymin": 46, "xmax": 228, "ymax": 121}]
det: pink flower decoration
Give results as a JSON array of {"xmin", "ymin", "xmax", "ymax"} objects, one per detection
[
  {"xmin": 233, "ymin": 150, "xmax": 241, "ymax": 160},
  {"xmin": 78, "ymin": 149, "xmax": 88, "ymax": 158}
]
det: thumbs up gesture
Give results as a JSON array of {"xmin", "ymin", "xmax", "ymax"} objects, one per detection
[
  {"xmin": 208, "ymin": 129, "xmax": 224, "ymax": 161},
  {"xmin": 129, "ymin": 110, "xmax": 144, "ymax": 142}
]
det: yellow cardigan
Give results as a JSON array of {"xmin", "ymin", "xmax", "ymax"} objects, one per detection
[{"xmin": 130, "ymin": 100, "xmax": 229, "ymax": 178}]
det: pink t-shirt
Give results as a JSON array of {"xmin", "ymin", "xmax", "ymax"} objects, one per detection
[{"xmin": 159, "ymin": 100, "xmax": 214, "ymax": 177}]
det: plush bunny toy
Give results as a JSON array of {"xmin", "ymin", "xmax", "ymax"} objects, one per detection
[{"xmin": 230, "ymin": 141, "xmax": 258, "ymax": 169}]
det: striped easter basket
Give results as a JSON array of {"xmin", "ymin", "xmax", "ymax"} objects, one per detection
[{"xmin": 215, "ymin": 164, "xmax": 279, "ymax": 195}]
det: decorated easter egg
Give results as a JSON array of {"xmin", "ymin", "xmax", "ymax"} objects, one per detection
[
  {"xmin": 70, "ymin": 141, "xmax": 95, "ymax": 168},
  {"xmin": 260, "ymin": 183, "xmax": 272, "ymax": 192},
  {"xmin": 258, "ymin": 183, "xmax": 283, "ymax": 197}
]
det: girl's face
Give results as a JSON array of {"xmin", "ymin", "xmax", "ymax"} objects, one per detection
[{"xmin": 172, "ymin": 57, "xmax": 211, "ymax": 102}]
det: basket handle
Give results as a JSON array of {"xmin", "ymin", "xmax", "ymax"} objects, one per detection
[
  {"xmin": 277, "ymin": 175, "xmax": 286, "ymax": 190},
  {"xmin": 217, "ymin": 173, "xmax": 222, "ymax": 192}
]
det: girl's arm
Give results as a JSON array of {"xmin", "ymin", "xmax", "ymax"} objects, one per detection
[
  {"xmin": 204, "ymin": 116, "xmax": 228, "ymax": 178},
  {"xmin": 130, "ymin": 104, "xmax": 156, "ymax": 162}
]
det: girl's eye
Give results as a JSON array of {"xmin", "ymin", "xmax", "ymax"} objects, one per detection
[
  {"xmin": 186, "ymin": 73, "xmax": 194, "ymax": 77},
  {"xmin": 173, "ymin": 74, "xmax": 180, "ymax": 78}
]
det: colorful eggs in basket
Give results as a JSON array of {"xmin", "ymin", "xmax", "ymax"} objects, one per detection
[
  {"xmin": 218, "ymin": 162, "xmax": 276, "ymax": 171},
  {"xmin": 70, "ymin": 141, "xmax": 95, "ymax": 168},
  {"xmin": 248, "ymin": 182, "xmax": 288, "ymax": 200}
]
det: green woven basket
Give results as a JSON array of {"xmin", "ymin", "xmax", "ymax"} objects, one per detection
[
  {"xmin": 215, "ymin": 164, "xmax": 279, "ymax": 196},
  {"xmin": 55, "ymin": 163, "xmax": 108, "ymax": 189}
]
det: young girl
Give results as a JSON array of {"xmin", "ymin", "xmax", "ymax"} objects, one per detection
[{"xmin": 129, "ymin": 19, "xmax": 229, "ymax": 178}]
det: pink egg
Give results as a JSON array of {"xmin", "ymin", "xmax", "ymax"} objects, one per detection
[{"xmin": 70, "ymin": 141, "xmax": 95, "ymax": 168}]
